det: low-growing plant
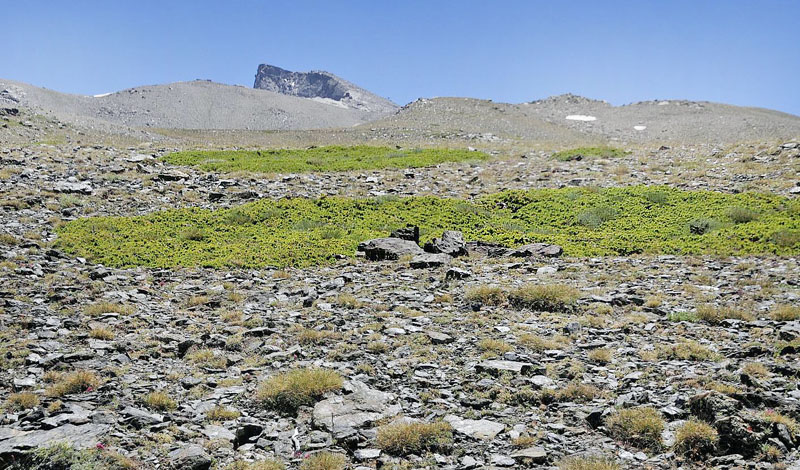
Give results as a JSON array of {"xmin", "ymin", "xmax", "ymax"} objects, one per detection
[
  {"xmin": 226, "ymin": 460, "xmax": 285, "ymax": 470},
  {"xmin": 771, "ymin": 304, "xmax": 800, "ymax": 321},
  {"xmin": 660, "ymin": 340, "xmax": 719, "ymax": 361},
  {"xmin": 588, "ymin": 348, "xmax": 612, "ymax": 364},
  {"xmin": 674, "ymin": 419, "xmax": 719, "ymax": 459},
  {"xmin": 696, "ymin": 304, "xmax": 754, "ymax": 323},
  {"xmin": 552, "ymin": 146, "xmax": 627, "ymax": 162},
  {"xmin": 184, "ymin": 348, "xmax": 228, "ymax": 368},
  {"xmin": 465, "ymin": 285, "xmax": 506, "ymax": 306},
  {"xmin": 56, "ymin": 187, "xmax": 800, "ymax": 269},
  {"xmin": 557, "ymin": 456, "xmax": 620, "ymax": 470},
  {"xmin": 46, "ymin": 370, "xmax": 100, "ymax": 397},
  {"xmin": 576, "ymin": 206, "xmax": 617, "ymax": 228},
  {"xmin": 5, "ymin": 392, "xmax": 40, "ymax": 411},
  {"xmin": 726, "ymin": 206, "xmax": 760, "ymax": 223},
  {"xmin": 518, "ymin": 333, "xmax": 570, "ymax": 352},
  {"xmin": 256, "ymin": 368, "xmax": 343, "ymax": 413},
  {"xmin": 605, "ymin": 407, "xmax": 664, "ymax": 451},
  {"xmin": 376, "ymin": 421, "xmax": 453, "ymax": 455},
  {"xmin": 84, "ymin": 302, "xmax": 133, "ymax": 316},
  {"xmin": 206, "ymin": 405, "xmax": 241, "ymax": 421},
  {"xmin": 164, "ymin": 146, "xmax": 486, "ymax": 174},
  {"xmin": 89, "ymin": 326, "xmax": 115, "ymax": 340},
  {"xmin": 508, "ymin": 284, "xmax": 580, "ymax": 312},
  {"xmin": 478, "ymin": 338, "xmax": 513, "ymax": 355},
  {"xmin": 299, "ymin": 452, "xmax": 346, "ymax": 470},
  {"xmin": 142, "ymin": 391, "xmax": 177, "ymax": 411},
  {"xmin": 9, "ymin": 443, "xmax": 137, "ymax": 470}
]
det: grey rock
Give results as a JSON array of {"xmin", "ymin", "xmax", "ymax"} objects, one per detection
[
  {"xmin": 313, "ymin": 380, "xmax": 401, "ymax": 438},
  {"xmin": 424, "ymin": 230, "xmax": 468, "ymax": 257},
  {"xmin": 168, "ymin": 444, "xmax": 211, "ymax": 470},
  {"xmin": 53, "ymin": 181, "xmax": 92, "ymax": 194},
  {"xmin": 510, "ymin": 446, "xmax": 547, "ymax": 463},
  {"xmin": 477, "ymin": 360, "xmax": 534, "ymax": 376},
  {"xmin": 357, "ymin": 237, "xmax": 423, "ymax": 261},
  {"xmin": 444, "ymin": 415, "xmax": 505, "ymax": 440},
  {"xmin": 0, "ymin": 423, "xmax": 108, "ymax": 455},
  {"xmin": 509, "ymin": 243, "xmax": 563, "ymax": 258},
  {"xmin": 410, "ymin": 253, "xmax": 452, "ymax": 268}
]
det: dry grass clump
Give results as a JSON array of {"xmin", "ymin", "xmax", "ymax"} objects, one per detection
[
  {"xmin": 478, "ymin": 338, "xmax": 513, "ymax": 355},
  {"xmin": 142, "ymin": 391, "xmax": 177, "ymax": 411},
  {"xmin": 541, "ymin": 381, "xmax": 603, "ymax": 403},
  {"xmin": 335, "ymin": 293, "xmax": 364, "ymax": 309},
  {"xmin": 295, "ymin": 327, "xmax": 340, "ymax": 345},
  {"xmin": 376, "ymin": 421, "xmax": 453, "ymax": 455},
  {"xmin": 299, "ymin": 452, "xmax": 346, "ymax": 470},
  {"xmin": 186, "ymin": 295, "xmax": 210, "ymax": 307},
  {"xmin": 741, "ymin": 362, "xmax": 770, "ymax": 378},
  {"xmin": 206, "ymin": 405, "xmax": 241, "ymax": 421},
  {"xmin": 674, "ymin": 419, "xmax": 719, "ymax": 459},
  {"xmin": 88, "ymin": 326, "xmax": 114, "ymax": 340},
  {"xmin": 696, "ymin": 304, "xmax": 753, "ymax": 323},
  {"xmin": 84, "ymin": 301, "xmax": 133, "ymax": 316},
  {"xmin": 771, "ymin": 304, "xmax": 800, "ymax": 321},
  {"xmin": 46, "ymin": 370, "xmax": 100, "ymax": 397},
  {"xmin": 256, "ymin": 368, "xmax": 343, "ymax": 412},
  {"xmin": 5, "ymin": 392, "xmax": 40, "ymax": 411},
  {"xmin": 588, "ymin": 348, "xmax": 612, "ymax": 364},
  {"xmin": 761, "ymin": 410, "xmax": 799, "ymax": 438},
  {"xmin": 508, "ymin": 284, "xmax": 580, "ymax": 312},
  {"xmin": 605, "ymin": 407, "xmax": 664, "ymax": 451},
  {"xmin": 518, "ymin": 333, "xmax": 570, "ymax": 352},
  {"xmin": 557, "ymin": 456, "xmax": 620, "ymax": 470},
  {"xmin": 660, "ymin": 340, "xmax": 719, "ymax": 361},
  {"xmin": 366, "ymin": 341, "xmax": 389, "ymax": 353},
  {"xmin": 226, "ymin": 460, "xmax": 285, "ymax": 470},
  {"xmin": 465, "ymin": 285, "xmax": 506, "ymax": 306},
  {"xmin": 184, "ymin": 348, "xmax": 228, "ymax": 369}
]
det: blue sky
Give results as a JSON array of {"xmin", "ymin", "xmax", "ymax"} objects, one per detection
[{"xmin": 5, "ymin": 0, "xmax": 799, "ymax": 115}]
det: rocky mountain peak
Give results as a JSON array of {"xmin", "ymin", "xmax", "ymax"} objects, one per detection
[{"xmin": 253, "ymin": 63, "xmax": 397, "ymax": 114}]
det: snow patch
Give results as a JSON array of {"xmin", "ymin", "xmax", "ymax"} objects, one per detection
[
  {"xmin": 634, "ymin": 125, "xmax": 647, "ymax": 131},
  {"xmin": 565, "ymin": 115, "xmax": 596, "ymax": 122},
  {"xmin": 93, "ymin": 93, "xmax": 112, "ymax": 98}
]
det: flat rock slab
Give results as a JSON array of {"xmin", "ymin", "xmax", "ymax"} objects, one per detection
[
  {"xmin": 444, "ymin": 414, "xmax": 505, "ymax": 440},
  {"xmin": 0, "ymin": 423, "xmax": 109, "ymax": 455},
  {"xmin": 313, "ymin": 380, "xmax": 401, "ymax": 438},
  {"xmin": 410, "ymin": 253, "xmax": 452, "ymax": 268},
  {"xmin": 168, "ymin": 444, "xmax": 212, "ymax": 470},
  {"xmin": 357, "ymin": 238, "xmax": 424, "ymax": 261},
  {"xmin": 509, "ymin": 243, "xmax": 563, "ymax": 258},
  {"xmin": 511, "ymin": 446, "xmax": 547, "ymax": 462},
  {"xmin": 477, "ymin": 360, "xmax": 534, "ymax": 376}
]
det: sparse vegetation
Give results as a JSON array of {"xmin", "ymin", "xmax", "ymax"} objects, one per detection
[
  {"xmin": 142, "ymin": 391, "xmax": 177, "ymax": 411},
  {"xmin": 508, "ymin": 284, "xmax": 580, "ymax": 312},
  {"xmin": 226, "ymin": 460, "xmax": 285, "ymax": 470},
  {"xmin": 206, "ymin": 405, "xmax": 241, "ymax": 421},
  {"xmin": 84, "ymin": 301, "xmax": 133, "ymax": 316},
  {"xmin": 465, "ymin": 285, "xmax": 506, "ymax": 306},
  {"xmin": 771, "ymin": 304, "xmax": 800, "ymax": 321},
  {"xmin": 256, "ymin": 367, "xmax": 343, "ymax": 412},
  {"xmin": 299, "ymin": 452, "xmax": 346, "ymax": 470},
  {"xmin": 5, "ymin": 392, "xmax": 40, "ymax": 411},
  {"xmin": 10, "ymin": 443, "xmax": 137, "ymax": 470},
  {"xmin": 163, "ymin": 146, "xmax": 486, "ymax": 174},
  {"xmin": 56, "ymin": 187, "xmax": 800, "ymax": 268},
  {"xmin": 46, "ymin": 370, "xmax": 100, "ymax": 397},
  {"xmin": 552, "ymin": 146, "xmax": 628, "ymax": 162},
  {"xmin": 376, "ymin": 421, "xmax": 453, "ymax": 455},
  {"xmin": 605, "ymin": 407, "xmax": 665, "ymax": 451},
  {"xmin": 674, "ymin": 419, "xmax": 719, "ymax": 458},
  {"xmin": 695, "ymin": 304, "xmax": 754, "ymax": 323},
  {"xmin": 557, "ymin": 456, "xmax": 620, "ymax": 470}
]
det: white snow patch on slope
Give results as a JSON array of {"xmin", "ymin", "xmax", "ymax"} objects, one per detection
[
  {"xmin": 566, "ymin": 115, "xmax": 596, "ymax": 121},
  {"xmin": 93, "ymin": 93, "xmax": 112, "ymax": 98},
  {"xmin": 634, "ymin": 125, "xmax": 647, "ymax": 131}
]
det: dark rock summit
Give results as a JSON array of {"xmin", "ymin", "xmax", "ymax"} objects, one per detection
[{"xmin": 254, "ymin": 63, "xmax": 397, "ymax": 113}]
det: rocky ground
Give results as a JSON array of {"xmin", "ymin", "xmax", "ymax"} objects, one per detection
[{"xmin": 0, "ymin": 107, "xmax": 800, "ymax": 470}]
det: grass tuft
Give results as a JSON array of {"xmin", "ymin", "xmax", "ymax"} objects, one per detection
[
  {"xmin": 299, "ymin": 452, "xmax": 346, "ymax": 470},
  {"xmin": 674, "ymin": 419, "xmax": 719, "ymax": 459},
  {"xmin": 557, "ymin": 456, "xmax": 620, "ymax": 470},
  {"xmin": 508, "ymin": 284, "xmax": 580, "ymax": 312},
  {"xmin": 256, "ymin": 368, "xmax": 343, "ymax": 413},
  {"xmin": 46, "ymin": 370, "xmax": 100, "ymax": 397},
  {"xmin": 552, "ymin": 146, "xmax": 628, "ymax": 162},
  {"xmin": 376, "ymin": 421, "xmax": 453, "ymax": 455},
  {"xmin": 605, "ymin": 407, "xmax": 664, "ymax": 451}
]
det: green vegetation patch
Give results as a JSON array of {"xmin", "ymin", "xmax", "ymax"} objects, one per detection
[
  {"xmin": 161, "ymin": 145, "xmax": 486, "ymax": 173},
  {"xmin": 56, "ymin": 186, "xmax": 800, "ymax": 269},
  {"xmin": 552, "ymin": 146, "xmax": 629, "ymax": 161}
]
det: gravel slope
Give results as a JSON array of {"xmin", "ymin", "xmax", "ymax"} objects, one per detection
[{"xmin": 0, "ymin": 79, "xmax": 389, "ymax": 131}]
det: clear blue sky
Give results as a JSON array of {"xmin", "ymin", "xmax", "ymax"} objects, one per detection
[{"xmin": 5, "ymin": 0, "xmax": 799, "ymax": 115}]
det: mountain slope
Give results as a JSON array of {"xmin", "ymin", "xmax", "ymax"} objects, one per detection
[
  {"xmin": 254, "ymin": 64, "xmax": 397, "ymax": 115},
  {"xmin": 0, "ymin": 79, "xmax": 385, "ymax": 131}
]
